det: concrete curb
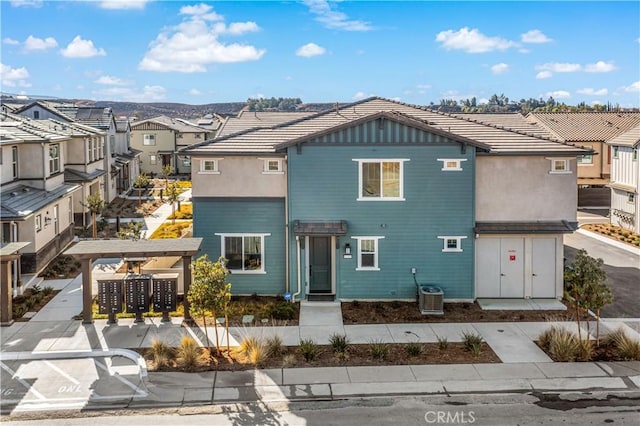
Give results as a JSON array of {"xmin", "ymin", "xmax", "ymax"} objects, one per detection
[{"xmin": 576, "ymin": 228, "xmax": 640, "ymax": 255}]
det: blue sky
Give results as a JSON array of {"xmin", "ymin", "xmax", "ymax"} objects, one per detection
[{"xmin": 1, "ymin": 0, "xmax": 639, "ymax": 106}]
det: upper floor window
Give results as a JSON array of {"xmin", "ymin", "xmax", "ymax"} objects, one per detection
[
  {"xmin": 548, "ymin": 158, "xmax": 571, "ymax": 174},
  {"xmin": 110, "ymin": 135, "xmax": 116, "ymax": 155},
  {"xmin": 438, "ymin": 158, "xmax": 467, "ymax": 171},
  {"xmin": 634, "ymin": 149, "xmax": 638, "ymax": 161},
  {"xmin": 143, "ymin": 134, "xmax": 156, "ymax": 146},
  {"xmin": 352, "ymin": 236, "xmax": 384, "ymax": 271},
  {"xmin": 613, "ymin": 147, "xmax": 619, "ymax": 159},
  {"xmin": 629, "ymin": 193, "xmax": 636, "ymax": 204},
  {"xmin": 35, "ymin": 214, "xmax": 42, "ymax": 232},
  {"xmin": 354, "ymin": 159, "xmax": 408, "ymax": 201},
  {"xmin": 262, "ymin": 159, "xmax": 283, "ymax": 174},
  {"xmin": 199, "ymin": 159, "xmax": 220, "ymax": 174},
  {"xmin": 438, "ymin": 236, "xmax": 467, "ymax": 252},
  {"xmin": 49, "ymin": 144, "xmax": 60, "ymax": 174},
  {"xmin": 577, "ymin": 155, "xmax": 593, "ymax": 165},
  {"xmin": 12, "ymin": 146, "xmax": 18, "ymax": 179},
  {"xmin": 33, "ymin": 111, "xmax": 39, "ymax": 119}
]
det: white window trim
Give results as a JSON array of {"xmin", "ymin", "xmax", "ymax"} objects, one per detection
[
  {"xmin": 143, "ymin": 134, "xmax": 156, "ymax": 146},
  {"xmin": 353, "ymin": 158, "xmax": 409, "ymax": 201},
  {"xmin": 199, "ymin": 158, "xmax": 221, "ymax": 174},
  {"xmin": 351, "ymin": 236, "xmax": 384, "ymax": 271},
  {"xmin": 437, "ymin": 158, "xmax": 467, "ymax": 171},
  {"xmin": 577, "ymin": 154, "xmax": 594, "ymax": 166},
  {"xmin": 546, "ymin": 158, "xmax": 572, "ymax": 174},
  {"xmin": 260, "ymin": 158, "xmax": 284, "ymax": 174},
  {"xmin": 35, "ymin": 214, "xmax": 42, "ymax": 232},
  {"xmin": 215, "ymin": 233, "xmax": 270, "ymax": 274},
  {"xmin": 437, "ymin": 236, "xmax": 467, "ymax": 252}
]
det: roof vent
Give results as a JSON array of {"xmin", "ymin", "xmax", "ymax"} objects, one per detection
[
  {"xmin": 11, "ymin": 192, "xmax": 18, "ymax": 197},
  {"xmin": 22, "ymin": 187, "xmax": 30, "ymax": 192}
]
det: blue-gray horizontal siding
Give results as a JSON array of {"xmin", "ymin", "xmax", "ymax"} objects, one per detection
[
  {"xmin": 288, "ymin": 144, "xmax": 475, "ymax": 300},
  {"xmin": 193, "ymin": 197, "xmax": 286, "ymax": 296}
]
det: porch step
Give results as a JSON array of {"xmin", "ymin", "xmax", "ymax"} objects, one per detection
[
  {"xmin": 299, "ymin": 300, "xmax": 343, "ymax": 327},
  {"xmin": 307, "ymin": 294, "xmax": 335, "ymax": 302}
]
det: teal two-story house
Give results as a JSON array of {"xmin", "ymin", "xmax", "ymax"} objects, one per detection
[{"xmin": 184, "ymin": 98, "xmax": 590, "ymax": 302}]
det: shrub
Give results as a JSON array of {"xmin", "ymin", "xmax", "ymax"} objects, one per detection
[
  {"xmin": 368, "ymin": 339, "xmax": 389, "ymax": 361},
  {"xmin": 176, "ymin": 336, "xmax": 202, "ymax": 371},
  {"xmin": 576, "ymin": 338, "xmax": 594, "ymax": 361},
  {"xmin": 267, "ymin": 303, "xmax": 297, "ymax": 321},
  {"xmin": 150, "ymin": 338, "xmax": 173, "ymax": 369},
  {"xmin": 437, "ymin": 336, "xmax": 449, "ymax": 351},
  {"xmin": 265, "ymin": 335, "xmax": 284, "ymax": 357},
  {"xmin": 42, "ymin": 286, "xmax": 54, "ymax": 296},
  {"xmin": 406, "ymin": 342, "xmax": 423, "ymax": 357},
  {"xmin": 238, "ymin": 335, "xmax": 262, "ymax": 357},
  {"xmin": 329, "ymin": 333, "xmax": 349, "ymax": 354},
  {"xmin": 608, "ymin": 328, "xmax": 640, "ymax": 361},
  {"xmin": 299, "ymin": 339, "xmax": 320, "ymax": 361},
  {"xmin": 549, "ymin": 328, "xmax": 579, "ymax": 362},
  {"xmin": 282, "ymin": 354, "xmax": 297, "ymax": 368},
  {"xmin": 461, "ymin": 331, "xmax": 484, "ymax": 352}
]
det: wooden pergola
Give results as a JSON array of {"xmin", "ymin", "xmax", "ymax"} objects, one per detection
[
  {"xmin": 63, "ymin": 238, "xmax": 202, "ymax": 324},
  {"xmin": 1, "ymin": 242, "xmax": 30, "ymax": 326}
]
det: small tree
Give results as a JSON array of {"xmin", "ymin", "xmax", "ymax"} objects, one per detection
[
  {"xmin": 564, "ymin": 249, "xmax": 609, "ymax": 341},
  {"xmin": 165, "ymin": 183, "xmax": 181, "ymax": 225},
  {"xmin": 187, "ymin": 255, "xmax": 231, "ymax": 355},
  {"xmin": 116, "ymin": 221, "xmax": 144, "ymax": 241},
  {"xmin": 134, "ymin": 173, "xmax": 150, "ymax": 207},
  {"xmin": 587, "ymin": 281, "xmax": 614, "ymax": 346},
  {"xmin": 81, "ymin": 193, "xmax": 104, "ymax": 239},
  {"xmin": 161, "ymin": 164, "xmax": 173, "ymax": 189}
]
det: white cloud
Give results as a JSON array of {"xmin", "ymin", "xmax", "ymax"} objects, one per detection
[
  {"xmin": 0, "ymin": 63, "xmax": 31, "ymax": 87},
  {"xmin": 584, "ymin": 60, "xmax": 617, "ymax": 73},
  {"xmin": 93, "ymin": 85, "xmax": 166, "ymax": 102},
  {"xmin": 536, "ymin": 62, "xmax": 582, "ymax": 73},
  {"xmin": 577, "ymin": 88, "xmax": 608, "ymax": 96},
  {"xmin": 189, "ymin": 88, "xmax": 202, "ymax": 95},
  {"xmin": 624, "ymin": 81, "xmax": 640, "ymax": 92},
  {"xmin": 303, "ymin": 0, "xmax": 373, "ymax": 31},
  {"xmin": 94, "ymin": 75, "xmax": 133, "ymax": 86},
  {"xmin": 544, "ymin": 90, "xmax": 571, "ymax": 99},
  {"xmin": 9, "ymin": 0, "xmax": 43, "ymax": 7},
  {"xmin": 353, "ymin": 91, "xmax": 375, "ymax": 100},
  {"xmin": 591, "ymin": 100, "xmax": 603, "ymax": 106},
  {"xmin": 3, "ymin": 38, "xmax": 20, "ymax": 45},
  {"xmin": 60, "ymin": 36, "xmax": 106, "ymax": 58},
  {"xmin": 536, "ymin": 71, "xmax": 553, "ymax": 79},
  {"xmin": 521, "ymin": 29, "xmax": 552, "ymax": 44},
  {"xmin": 139, "ymin": 5, "xmax": 264, "ymax": 72},
  {"xmin": 491, "ymin": 63, "xmax": 509, "ymax": 75},
  {"xmin": 435, "ymin": 27, "xmax": 517, "ymax": 53},
  {"xmin": 24, "ymin": 35, "xmax": 58, "ymax": 51},
  {"xmin": 296, "ymin": 42, "xmax": 326, "ymax": 57},
  {"xmin": 99, "ymin": 0, "xmax": 151, "ymax": 9}
]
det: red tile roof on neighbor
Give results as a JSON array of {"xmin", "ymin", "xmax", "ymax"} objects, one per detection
[
  {"xmin": 606, "ymin": 124, "xmax": 640, "ymax": 148},
  {"xmin": 526, "ymin": 112, "xmax": 640, "ymax": 142},
  {"xmin": 184, "ymin": 97, "xmax": 592, "ymax": 156}
]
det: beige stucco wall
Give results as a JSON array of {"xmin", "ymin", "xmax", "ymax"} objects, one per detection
[
  {"xmin": 191, "ymin": 155, "xmax": 287, "ymax": 197},
  {"xmin": 476, "ymin": 155, "xmax": 577, "ymax": 222},
  {"xmin": 1, "ymin": 145, "xmax": 17, "ymax": 183},
  {"xmin": 131, "ymin": 128, "xmax": 175, "ymax": 175},
  {"xmin": 28, "ymin": 192, "xmax": 75, "ymax": 253},
  {"xmin": 577, "ymin": 141, "xmax": 608, "ymax": 179}
]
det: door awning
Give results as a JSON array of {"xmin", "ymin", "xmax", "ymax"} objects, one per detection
[
  {"xmin": 474, "ymin": 221, "xmax": 577, "ymax": 234},
  {"xmin": 293, "ymin": 220, "xmax": 348, "ymax": 236}
]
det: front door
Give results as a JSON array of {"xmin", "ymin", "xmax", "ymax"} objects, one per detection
[
  {"xmin": 309, "ymin": 236, "xmax": 331, "ymax": 293},
  {"xmin": 500, "ymin": 238, "xmax": 524, "ymax": 298},
  {"xmin": 532, "ymin": 238, "xmax": 557, "ymax": 298}
]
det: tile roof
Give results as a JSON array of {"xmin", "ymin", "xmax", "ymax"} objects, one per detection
[
  {"xmin": 0, "ymin": 112, "xmax": 71, "ymax": 143},
  {"xmin": 185, "ymin": 97, "xmax": 591, "ymax": 156},
  {"xmin": 54, "ymin": 105, "xmax": 115, "ymax": 129},
  {"xmin": 526, "ymin": 112, "xmax": 640, "ymax": 142},
  {"xmin": 1, "ymin": 183, "xmax": 80, "ymax": 220},
  {"xmin": 115, "ymin": 119, "xmax": 131, "ymax": 133},
  {"xmin": 606, "ymin": 124, "xmax": 640, "ymax": 148},
  {"xmin": 216, "ymin": 111, "xmax": 316, "ymax": 137},
  {"xmin": 131, "ymin": 115, "xmax": 207, "ymax": 133},
  {"xmin": 12, "ymin": 101, "xmax": 76, "ymax": 122}
]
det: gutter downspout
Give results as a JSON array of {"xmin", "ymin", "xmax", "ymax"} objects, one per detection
[
  {"xmin": 293, "ymin": 235, "xmax": 302, "ymax": 302},
  {"xmin": 42, "ymin": 142, "xmax": 47, "ymax": 192},
  {"xmin": 284, "ymin": 154, "xmax": 289, "ymax": 294}
]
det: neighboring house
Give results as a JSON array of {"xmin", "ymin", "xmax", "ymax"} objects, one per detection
[
  {"xmin": 0, "ymin": 112, "xmax": 80, "ymax": 278},
  {"xmin": 13, "ymin": 102, "xmax": 126, "ymax": 203},
  {"xmin": 185, "ymin": 97, "xmax": 590, "ymax": 302},
  {"xmin": 114, "ymin": 118, "xmax": 141, "ymax": 195},
  {"xmin": 607, "ymin": 125, "xmax": 640, "ymax": 233},
  {"xmin": 526, "ymin": 112, "xmax": 640, "ymax": 207},
  {"xmin": 216, "ymin": 110, "xmax": 316, "ymax": 138},
  {"xmin": 130, "ymin": 116, "xmax": 208, "ymax": 176},
  {"xmin": 195, "ymin": 114, "xmax": 223, "ymax": 137}
]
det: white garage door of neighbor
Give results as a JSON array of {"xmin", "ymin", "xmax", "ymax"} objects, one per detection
[
  {"xmin": 476, "ymin": 238, "xmax": 525, "ymax": 298},
  {"xmin": 532, "ymin": 238, "xmax": 557, "ymax": 298}
]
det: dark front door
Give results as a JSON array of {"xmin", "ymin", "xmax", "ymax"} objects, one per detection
[{"xmin": 309, "ymin": 237, "xmax": 331, "ymax": 293}]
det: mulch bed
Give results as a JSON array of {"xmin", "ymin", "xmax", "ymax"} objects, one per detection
[{"xmin": 342, "ymin": 301, "xmax": 573, "ymax": 324}]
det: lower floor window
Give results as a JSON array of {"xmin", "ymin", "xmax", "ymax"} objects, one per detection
[
  {"xmin": 216, "ymin": 233, "xmax": 269, "ymax": 273},
  {"xmin": 352, "ymin": 236, "xmax": 384, "ymax": 271},
  {"xmin": 438, "ymin": 235, "xmax": 467, "ymax": 252}
]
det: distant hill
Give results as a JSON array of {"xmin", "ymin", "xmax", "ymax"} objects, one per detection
[{"xmin": 93, "ymin": 101, "xmax": 247, "ymax": 120}]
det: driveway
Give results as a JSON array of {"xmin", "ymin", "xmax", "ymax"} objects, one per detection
[{"xmin": 564, "ymin": 232, "xmax": 640, "ymax": 318}]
